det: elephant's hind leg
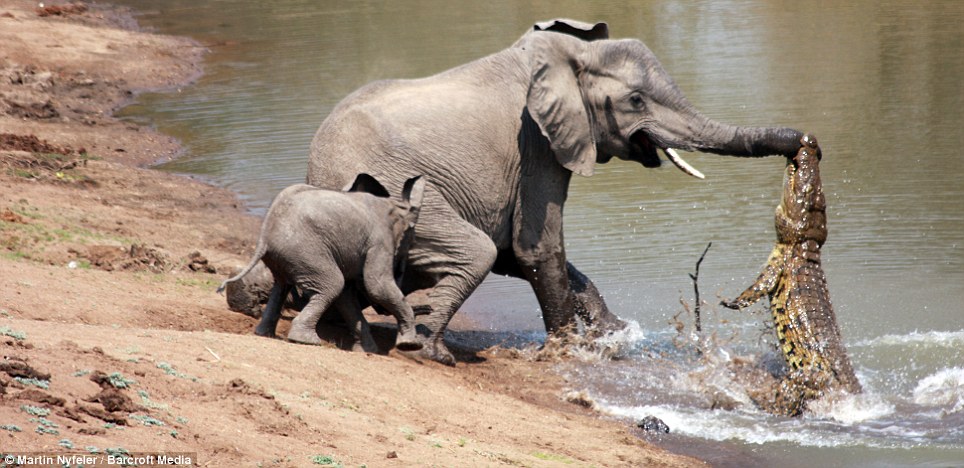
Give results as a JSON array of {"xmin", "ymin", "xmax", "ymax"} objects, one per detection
[
  {"xmin": 287, "ymin": 276, "xmax": 344, "ymax": 345},
  {"xmin": 406, "ymin": 213, "xmax": 497, "ymax": 365}
]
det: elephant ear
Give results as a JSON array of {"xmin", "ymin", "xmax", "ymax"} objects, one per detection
[
  {"xmin": 344, "ymin": 173, "xmax": 390, "ymax": 198},
  {"xmin": 526, "ymin": 33, "xmax": 597, "ymax": 177},
  {"xmin": 532, "ymin": 19, "xmax": 609, "ymax": 42},
  {"xmin": 400, "ymin": 175, "xmax": 426, "ymax": 215}
]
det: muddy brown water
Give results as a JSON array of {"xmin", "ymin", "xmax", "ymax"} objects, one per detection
[{"xmin": 116, "ymin": 1, "xmax": 963, "ymax": 465}]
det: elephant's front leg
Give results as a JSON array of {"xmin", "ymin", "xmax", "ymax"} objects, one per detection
[
  {"xmin": 328, "ymin": 288, "xmax": 379, "ymax": 353},
  {"xmin": 513, "ymin": 213, "xmax": 578, "ymax": 335},
  {"xmin": 254, "ymin": 281, "xmax": 290, "ymax": 338},
  {"xmin": 513, "ymin": 171, "xmax": 582, "ymax": 335},
  {"xmin": 566, "ymin": 262, "xmax": 626, "ymax": 336}
]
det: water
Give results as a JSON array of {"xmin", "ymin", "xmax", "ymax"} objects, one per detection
[{"xmin": 115, "ymin": 1, "xmax": 964, "ymax": 465}]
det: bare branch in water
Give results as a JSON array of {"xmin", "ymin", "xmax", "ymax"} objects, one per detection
[{"xmin": 688, "ymin": 242, "xmax": 712, "ymax": 334}]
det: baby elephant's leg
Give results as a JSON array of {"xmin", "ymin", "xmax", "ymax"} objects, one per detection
[
  {"xmin": 364, "ymin": 273, "xmax": 421, "ymax": 351},
  {"xmin": 288, "ymin": 276, "xmax": 344, "ymax": 345},
  {"xmin": 330, "ymin": 289, "xmax": 379, "ymax": 353},
  {"xmin": 254, "ymin": 282, "xmax": 289, "ymax": 338}
]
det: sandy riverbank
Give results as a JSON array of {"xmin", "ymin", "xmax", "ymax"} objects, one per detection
[{"xmin": 0, "ymin": 1, "xmax": 701, "ymax": 465}]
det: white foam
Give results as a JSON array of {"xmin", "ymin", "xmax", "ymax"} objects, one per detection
[
  {"xmin": 912, "ymin": 367, "xmax": 964, "ymax": 414},
  {"xmin": 807, "ymin": 391, "xmax": 895, "ymax": 424},
  {"xmin": 854, "ymin": 329, "xmax": 964, "ymax": 348},
  {"xmin": 576, "ymin": 319, "xmax": 647, "ymax": 360},
  {"xmin": 597, "ymin": 319, "xmax": 647, "ymax": 347},
  {"xmin": 600, "ymin": 402, "xmax": 866, "ymax": 447}
]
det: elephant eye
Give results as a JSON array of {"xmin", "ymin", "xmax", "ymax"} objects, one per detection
[{"xmin": 629, "ymin": 94, "xmax": 645, "ymax": 109}]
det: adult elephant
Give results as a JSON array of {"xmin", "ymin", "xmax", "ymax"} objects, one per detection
[{"xmin": 306, "ymin": 19, "xmax": 803, "ymax": 365}]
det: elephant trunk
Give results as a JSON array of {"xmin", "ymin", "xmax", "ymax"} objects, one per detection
[{"xmin": 689, "ymin": 110, "xmax": 804, "ymax": 158}]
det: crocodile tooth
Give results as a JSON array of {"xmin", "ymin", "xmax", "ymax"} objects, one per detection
[{"xmin": 664, "ymin": 148, "xmax": 705, "ymax": 179}]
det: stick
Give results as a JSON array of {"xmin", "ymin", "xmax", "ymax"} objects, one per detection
[
  {"xmin": 688, "ymin": 242, "xmax": 712, "ymax": 334},
  {"xmin": 205, "ymin": 346, "xmax": 221, "ymax": 362}
]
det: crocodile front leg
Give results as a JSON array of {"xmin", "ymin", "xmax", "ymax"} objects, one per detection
[{"xmin": 722, "ymin": 244, "xmax": 789, "ymax": 310}]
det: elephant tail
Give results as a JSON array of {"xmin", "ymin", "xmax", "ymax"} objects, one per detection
[
  {"xmin": 216, "ymin": 184, "xmax": 315, "ymax": 295},
  {"xmin": 216, "ymin": 241, "xmax": 266, "ymax": 295}
]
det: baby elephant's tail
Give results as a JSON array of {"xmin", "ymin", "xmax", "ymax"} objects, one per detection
[
  {"xmin": 216, "ymin": 242, "xmax": 267, "ymax": 295},
  {"xmin": 217, "ymin": 183, "xmax": 313, "ymax": 295}
]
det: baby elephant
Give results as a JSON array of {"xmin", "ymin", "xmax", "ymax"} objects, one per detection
[{"xmin": 218, "ymin": 174, "xmax": 426, "ymax": 351}]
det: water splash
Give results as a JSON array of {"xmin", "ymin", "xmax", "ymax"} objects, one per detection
[
  {"xmin": 558, "ymin": 326, "xmax": 964, "ymax": 451},
  {"xmin": 853, "ymin": 329, "xmax": 964, "ymax": 348},
  {"xmin": 807, "ymin": 391, "xmax": 895, "ymax": 425},
  {"xmin": 912, "ymin": 367, "xmax": 964, "ymax": 414}
]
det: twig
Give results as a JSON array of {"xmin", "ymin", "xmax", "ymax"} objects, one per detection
[
  {"xmin": 204, "ymin": 346, "xmax": 221, "ymax": 362},
  {"xmin": 688, "ymin": 242, "xmax": 712, "ymax": 334}
]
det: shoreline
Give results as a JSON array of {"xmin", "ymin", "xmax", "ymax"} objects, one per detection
[{"xmin": 0, "ymin": 1, "xmax": 701, "ymax": 465}]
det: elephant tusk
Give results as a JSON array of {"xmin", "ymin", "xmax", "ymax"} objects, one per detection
[{"xmin": 664, "ymin": 148, "xmax": 705, "ymax": 179}]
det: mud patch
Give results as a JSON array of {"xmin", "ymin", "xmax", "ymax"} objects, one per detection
[
  {"xmin": 70, "ymin": 243, "xmax": 171, "ymax": 273},
  {"xmin": 0, "ymin": 357, "xmax": 51, "ymax": 381},
  {"xmin": 185, "ymin": 250, "xmax": 217, "ymax": 273},
  {"xmin": 36, "ymin": 2, "xmax": 88, "ymax": 17},
  {"xmin": 0, "ymin": 133, "xmax": 79, "ymax": 155},
  {"xmin": 1, "ymin": 135, "xmax": 96, "ymax": 186}
]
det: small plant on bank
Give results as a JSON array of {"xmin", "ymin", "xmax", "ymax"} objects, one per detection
[
  {"xmin": 129, "ymin": 414, "xmax": 165, "ymax": 426},
  {"xmin": 20, "ymin": 405, "xmax": 51, "ymax": 417},
  {"xmin": 0, "ymin": 424, "xmax": 23, "ymax": 432},
  {"xmin": 156, "ymin": 362, "xmax": 197, "ymax": 381},
  {"xmin": 14, "ymin": 377, "xmax": 49, "ymax": 389},
  {"xmin": 531, "ymin": 451, "xmax": 576, "ymax": 464},
  {"xmin": 310, "ymin": 454, "xmax": 343, "ymax": 467},
  {"xmin": 33, "ymin": 417, "xmax": 59, "ymax": 435},
  {"xmin": 107, "ymin": 372, "xmax": 135, "ymax": 389},
  {"xmin": 137, "ymin": 390, "xmax": 169, "ymax": 410},
  {"xmin": 0, "ymin": 326, "xmax": 26, "ymax": 340}
]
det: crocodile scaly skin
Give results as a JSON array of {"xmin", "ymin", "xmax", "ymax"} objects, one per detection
[{"xmin": 723, "ymin": 134, "xmax": 861, "ymax": 416}]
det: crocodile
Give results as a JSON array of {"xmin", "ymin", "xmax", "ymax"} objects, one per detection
[{"xmin": 722, "ymin": 133, "xmax": 861, "ymax": 416}]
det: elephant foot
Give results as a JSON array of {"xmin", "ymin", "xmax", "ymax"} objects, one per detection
[
  {"xmin": 585, "ymin": 315, "xmax": 628, "ymax": 339},
  {"xmin": 406, "ymin": 339, "xmax": 455, "ymax": 366},
  {"xmin": 395, "ymin": 326, "xmax": 423, "ymax": 352},
  {"xmin": 253, "ymin": 328, "xmax": 276, "ymax": 339},
  {"xmin": 395, "ymin": 339, "xmax": 423, "ymax": 352},
  {"xmin": 287, "ymin": 326, "xmax": 323, "ymax": 345}
]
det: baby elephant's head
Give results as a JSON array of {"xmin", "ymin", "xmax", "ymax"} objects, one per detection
[{"xmin": 344, "ymin": 173, "xmax": 426, "ymax": 283}]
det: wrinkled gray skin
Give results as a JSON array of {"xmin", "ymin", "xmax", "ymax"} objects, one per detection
[
  {"xmin": 219, "ymin": 174, "xmax": 426, "ymax": 352},
  {"xmin": 306, "ymin": 19, "xmax": 804, "ymax": 365}
]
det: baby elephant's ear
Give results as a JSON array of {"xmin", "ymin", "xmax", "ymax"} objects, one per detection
[
  {"xmin": 401, "ymin": 176, "xmax": 426, "ymax": 211},
  {"xmin": 345, "ymin": 173, "xmax": 391, "ymax": 198}
]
